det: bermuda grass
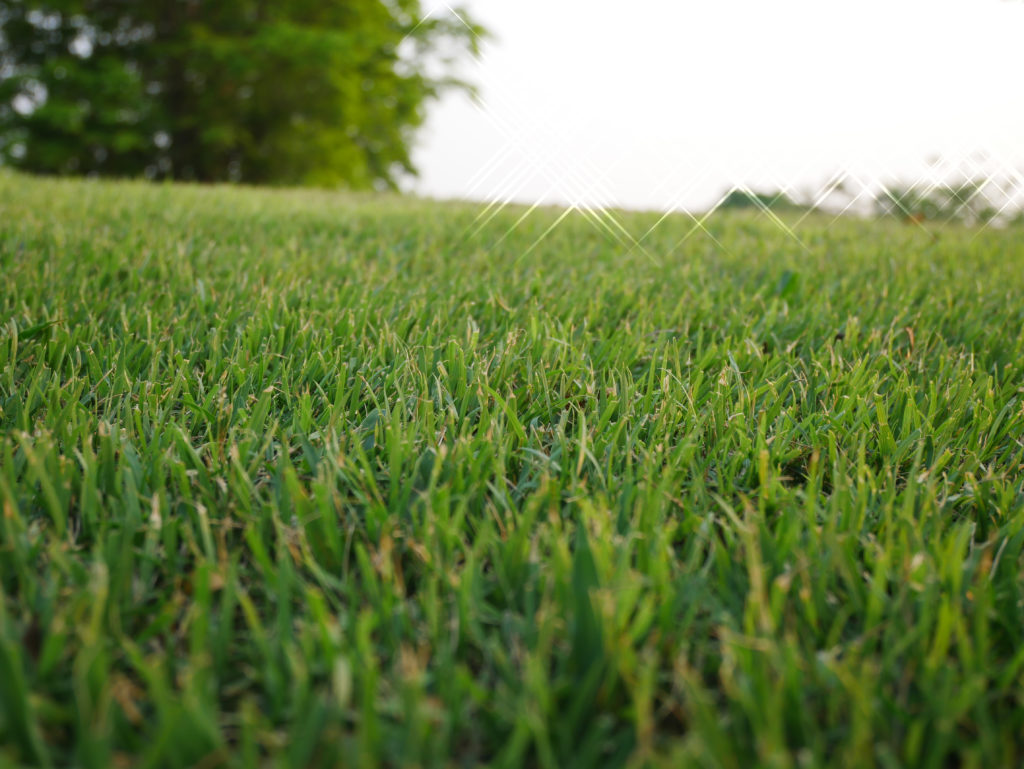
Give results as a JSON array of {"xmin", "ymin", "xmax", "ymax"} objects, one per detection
[{"xmin": 1, "ymin": 170, "xmax": 1023, "ymax": 768}]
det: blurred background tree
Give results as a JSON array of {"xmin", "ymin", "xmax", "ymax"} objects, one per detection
[
  {"xmin": 875, "ymin": 180, "xmax": 1001, "ymax": 226},
  {"xmin": 0, "ymin": 1, "xmax": 484, "ymax": 187},
  {"xmin": 716, "ymin": 188, "xmax": 808, "ymax": 213}
]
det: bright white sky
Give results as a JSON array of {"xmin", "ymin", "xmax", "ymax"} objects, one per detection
[{"xmin": 412, "ymin": 0, "xmax": 1024, "ymax": 212}]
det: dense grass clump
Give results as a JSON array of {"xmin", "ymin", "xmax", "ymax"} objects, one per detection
[{"xmin": 1, "ymin": 171, "xmax": 1023, "ymax": 768}]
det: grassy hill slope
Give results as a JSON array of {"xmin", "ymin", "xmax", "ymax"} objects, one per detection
[{"xmin": 2, "ymin": 172, "xmax": 1023, "ymax": 767}]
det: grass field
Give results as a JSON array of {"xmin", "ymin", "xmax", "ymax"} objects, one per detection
[{"xmin": 1, "ymin": 170, "xmax": 1023, "ymax": 768}]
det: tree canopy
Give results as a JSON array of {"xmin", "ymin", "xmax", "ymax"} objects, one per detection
[{"xmin": 0, "ymin": 1, "xmax": 484, "ymax": 187}]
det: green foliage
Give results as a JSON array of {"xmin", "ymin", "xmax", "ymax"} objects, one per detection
[
  {"xmin": 876, "ymin": 180, "xmax": 1001, "ymax": 225},
  {"xmin": 717, "ymin": 187, "xmax": 810, "ymax": 213},
  {"xmin": 2, "ymin": 171, "xmax": 1024, "ymax": 767},
  {"xmin": 0, "ymin": 1, "xmax": 483, "ymax": 187}
]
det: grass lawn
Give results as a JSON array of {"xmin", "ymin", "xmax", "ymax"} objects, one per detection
[{"xmin": 1, "ymin": 170, "xmax": 1023, "ymax": 768}]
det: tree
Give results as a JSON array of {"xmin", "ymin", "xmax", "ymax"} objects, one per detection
[
  {"xmin": 0, "ymin": 1, "xmax": 484, "ymax": 188},
  {"xmin": 875, "ymin": 180, "xmax": 1001, "ymax": 226},
  {"xmin": 716, "ymin": 187, "xmax": 809, "ymax": 213}
]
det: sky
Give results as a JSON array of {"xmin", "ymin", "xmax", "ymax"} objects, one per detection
[{"xmin": 411, "ymin": 0, "xmax": 1024, "ymax": 214}]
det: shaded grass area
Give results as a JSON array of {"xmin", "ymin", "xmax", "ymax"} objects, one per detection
[{"xmin": 1, "ymin": 171, "xmax": 1023, "ymax": 768}]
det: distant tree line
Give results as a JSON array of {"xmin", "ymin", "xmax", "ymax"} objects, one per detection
[
  {"xmin": 0, "ymin": 1, "xmax": 484, "ymax": 188},
  {"xmin": 873, "ymin": 180, "xmax": 1016, "ymax": 226},
  {"xmin": 716, "ymin": 175, "xmax": 1023, "ymax": 228},
  {"xmin": 717, "ymin": 188, "xmax": 810, "ymax": 214}
]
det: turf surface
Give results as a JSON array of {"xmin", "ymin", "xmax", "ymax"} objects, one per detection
[{"xmin": 1, "ymin": 171, "xmax": 1023, "ymax": 768}]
